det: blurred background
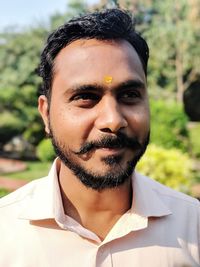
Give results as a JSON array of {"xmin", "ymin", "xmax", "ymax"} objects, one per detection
[{"xmin": 0, "ymin": 0, "xmax": 200, "ymax": 197}]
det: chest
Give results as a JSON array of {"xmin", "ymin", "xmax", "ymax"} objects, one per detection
[{"xmin": 1, "ymin": 223, "xmax": 199, "ymax": 267}]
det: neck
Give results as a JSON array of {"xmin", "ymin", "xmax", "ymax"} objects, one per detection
[{"xmin": 58, "ymin": 160, "xmax": 133, "ymax": 240}]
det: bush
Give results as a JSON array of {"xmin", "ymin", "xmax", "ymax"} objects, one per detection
[
  {"xmin": 0, "ymin": 111, "xmax": 26, "ymax": 146},
  {"xmin": 36, "ymin": 139, "xmax": 55, "ymax": 162},
  {"xmin": 150, "ymin": 100, "xmax": 189, "ymax": 151},
  {"xmin": 23, "ymin": 121, "xmax": 44, "ymax": 146},
  {"xmin": 136, "ymin": 144, "xmax": 193, "ymax": 193},
  {"xmin": 188, "ymin": 123, "xmax": 200, "ymax": 158}
]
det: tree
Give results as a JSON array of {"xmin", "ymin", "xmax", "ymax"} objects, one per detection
[
  {"xmin": 0, "ymin": 28, "xmax": 48, "ymax": 146},
  {"xmin": 143, "ymin": 0, "xmax": 200, "ymax": 102},
  {"xmin": 0, "ymin": 0, "xmax": 92, "ymax": 150},
  {"xmin": 50, "ymin": 0, "xmax": 89, "ymax": 30}
]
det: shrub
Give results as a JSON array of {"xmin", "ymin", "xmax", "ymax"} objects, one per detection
[
  {"xmin": 36, "ymin": 139, "xmax": 55, "ymax": 162},
  {"xmin": 23, "ymin": 121, "xmax": 44, "ymax": 146},
  {"xmin": 136, "ymin": 144, "xmax": 193, "ymax": 193},
  {"xmin": 150, "ymin": 100, "xmax": 189, "ymax": 151},
  {"xmin": 188, "ymin": 123, "xmax": 200, "ymax": 158},
  {"xmin": 0, "ymin": 111, "xmax": 26, "ymax": 146}
]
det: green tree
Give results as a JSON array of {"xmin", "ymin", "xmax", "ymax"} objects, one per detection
[
  {"xmin": 150, "ymin": 100, "xmax": 189, "ymax": 151},
  {"xmin": 143, "ymin": 0, "xmax": 200, "ymax": 102},
  {"xmin": 0, "ymin": 0, "xmax": 92, "ymax": 149},
  {"xmin": 0, "ymin": 28, "xmax": 47, "ymax": 146},
  {"xmin": 50, "ymin": 0, "xmax": 89, "ymax": 30}
]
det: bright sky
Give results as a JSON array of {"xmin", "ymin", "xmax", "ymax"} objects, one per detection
[{"xmin": 0, "ymin": 0, "xmax": 99, "ymax": 30}]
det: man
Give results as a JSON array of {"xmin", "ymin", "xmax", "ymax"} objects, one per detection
[{"xmin": 0, "ymin": 9, "xmax": 199, "ymax": 266}]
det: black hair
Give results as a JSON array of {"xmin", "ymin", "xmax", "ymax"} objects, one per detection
[{"xmin": 37, "ymin": 8, "xmax": 149, "ymax": 98}]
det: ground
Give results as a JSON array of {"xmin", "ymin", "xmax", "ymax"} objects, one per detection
[
  {"xmin": 0, "ymin": 158, "xmax": 28, "ymax": 191},
  {"xmin": 0, "ymin": 176, "xmax": 27, "ymax": 191}
]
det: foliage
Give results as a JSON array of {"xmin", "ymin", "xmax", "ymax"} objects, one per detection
[
  {"xmin": 0, "ymin": 111, "xmax": 26, "ymax": 146},
  {"xmin": 0, "ymin": 29, "xmax": 47, "ymax": 147},
  {"xmin": 36, "ymin": 139, "xmax": 55, "ymax": 162},
  {"xmin": 0, "ymin": 0, "xmax": 90, "ymax": 150},
  {"xmin": 142, "ymin": 0, "xmax": 200, "ymax": 102},
  {"xmin": 23, "ymin": 120, "xmax": 44, "ymax": 146},
  {"xmin": 50, "ymin": 0, "xmax": 89, "ymax": 30},
  {"xmin": 150, "ymin": 100, "xmax": 189, "ymax": 151},
  {"xmin": 136, "ymin": 144, "xmax": 193, "ymax": 193},
  {"xmin": 188, "ymin": 123, "xmax": 200, "ymax": 158},
  {"xmin": 0, "ymin": 29, "xmax": 46, "ymax": 91}
]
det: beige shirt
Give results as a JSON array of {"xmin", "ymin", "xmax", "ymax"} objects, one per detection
[{"xmin": 0, "ymin": 159, "xmax": 200, "ymax": 267}]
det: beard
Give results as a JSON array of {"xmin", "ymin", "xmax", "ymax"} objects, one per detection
[{"xmin": 49, "ymin": 129, "xmax": 150, "ymax": 191}]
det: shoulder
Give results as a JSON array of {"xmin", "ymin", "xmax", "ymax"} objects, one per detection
[
  {"xmin": 136, "ymin": 172, "xmax": 200, "ymax": 209},
  {"xmin": 0, "ymin": 176, "xmax": 48, "ymax": 210}
]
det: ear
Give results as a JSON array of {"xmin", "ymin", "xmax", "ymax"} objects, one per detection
[{"xmin": 38, "ymin": 95, "xmax": 50, "ymax": 134}]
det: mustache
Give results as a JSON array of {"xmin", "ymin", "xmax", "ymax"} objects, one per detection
[{"xmin": 75, "ymin": 132, "xmax": 142, "ymax": 155}]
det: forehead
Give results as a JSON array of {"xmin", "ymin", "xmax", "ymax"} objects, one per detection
[{"xmin": 52, "ymin": 39, "xmax": 146, "ymax": 90}]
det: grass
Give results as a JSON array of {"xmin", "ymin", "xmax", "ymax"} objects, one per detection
[
  {"xmin": 0, "ymin": 188, "xmax": 10, "ymax": 198},
  {"xmin": 2, "ymin": 161, "xmax": 52, "ymax": 181},
  {"xmin": 0, "ymin": 161, "xmax": 52, "ymax": 198}
]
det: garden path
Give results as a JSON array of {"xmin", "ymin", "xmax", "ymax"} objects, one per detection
[
  {"xmin": 0, "ymin": 157, "xmax": 28, "ymax": 192},
  {"xmin": 0, "ymin": 176, "xmax": 27, "ymax": 191}
]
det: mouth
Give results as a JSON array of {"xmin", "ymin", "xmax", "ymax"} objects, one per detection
[
  {"xmin": 76, "ymin": 133, "xmax": 142, "ymax": 156},
  {"xmin": 95, "ymin": 146, "xmax": 125, "ymax": 156},
  {"xmin": 96, "ymin": 143, "xmax": 123, "ymax": 149}
]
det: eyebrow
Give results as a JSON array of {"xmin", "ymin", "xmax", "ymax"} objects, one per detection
[
  {"xmin": 65, "ymin": 79, "xmax": 146, "ymax": 96},
  {"xmin": 66, "ymin": 84, "xmax": 103, "ymax": 95},
  {"xmin": 114, "ymin": 80, "xmax": 146, "ymax": 92}
]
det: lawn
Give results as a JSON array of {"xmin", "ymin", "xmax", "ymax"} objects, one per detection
[
  {"xmin": 2, "ymin": 161, "xmax": 52, "ymax": 181},
  {"xmin": 0, "ymin": 161, "xmax": 52, "ymax": 197},
  {"xmin": 0, "ymin": 188, "xmax": 10, "ymax": 198}
]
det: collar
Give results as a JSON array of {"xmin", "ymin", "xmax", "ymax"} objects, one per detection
[
  {"xmin": 18, "ymin": 159, "xmax": 172, "ymax": 223},
  {"xmin": 131, "ymin": 172, "xmax": 172, "ymax": 218},
  {"xmin": 18, "ymin": 159, "xmax": 60, "ymax": 220},
  {"xmin": 102, "ymin": 172, "xmax": 172, "ymax": 244}
]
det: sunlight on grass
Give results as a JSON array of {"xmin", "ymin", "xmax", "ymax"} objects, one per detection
[
  {"xmin": 0, "ymin": 188, "xmax": 10, "ymax": 198},
  {"xmin": 3, "ymin": 161, "xmax": 52, "ymax": 181}
]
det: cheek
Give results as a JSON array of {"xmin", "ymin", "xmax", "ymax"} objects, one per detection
[
  {"xmin": 127, "ymin": 107, "xmax": 150, "ymax": 137},
  {"xmin": 49, "ymin": 105, "xmax": 96, "ymax": 142}
]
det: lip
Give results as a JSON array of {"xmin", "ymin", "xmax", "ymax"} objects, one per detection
[{"xmin": 95, "ymin": 147, "xmax": 124, "ymax": 155}]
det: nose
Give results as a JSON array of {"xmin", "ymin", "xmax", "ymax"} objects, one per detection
[{"xmin": 95, "ymin": 96, "xmax": 128, "ymax": 133}]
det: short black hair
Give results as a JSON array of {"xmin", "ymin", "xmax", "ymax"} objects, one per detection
[{"xmin": 37, "ymin": 8, "xmax": 149, "ymax": 98}]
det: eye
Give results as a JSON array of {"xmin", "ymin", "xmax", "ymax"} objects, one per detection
[
  {"xmin": 73, "ymin": 92, "xmax": 98, "ymax": 100},
  {"xmin": 118, "ymin": 90, "xmax": 141, "ymax": 104},
  {"xmin": 70, "ymin": 92, "xmax": 100, "ymax": 107}
]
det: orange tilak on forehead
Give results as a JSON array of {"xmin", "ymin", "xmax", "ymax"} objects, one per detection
[{"xmin": 104, "ymin": 76, "xmax": 113, "ymax": 84}]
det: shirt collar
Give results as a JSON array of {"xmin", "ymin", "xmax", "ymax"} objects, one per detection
[
  {"xmin": 102, "ymin": 172, "xmax": 172, "ymax": 244},
  {"xmin": 19, "ymin": 159, "xmax": 171, "ymax": 222},
  {"xmin": 131, "ymin": 172, "xmax": 172, "ymax": 218},
  {"xmin": 18, "ymin": 159, "xmax": 60, "ymax": 220}
]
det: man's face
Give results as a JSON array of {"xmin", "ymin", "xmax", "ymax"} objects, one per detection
[{"xmin": 39, "ymin": 39, "xmax": 150, "ymax": 190}]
